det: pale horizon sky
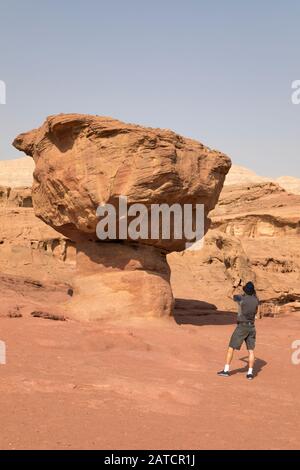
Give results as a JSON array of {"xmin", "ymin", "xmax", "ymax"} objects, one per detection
[{"xmin": 0, "ymin": 0, "xmax": 299, "ymax": 178}]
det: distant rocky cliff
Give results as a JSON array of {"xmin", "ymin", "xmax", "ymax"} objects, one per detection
[{"xmin": 170, "ymin": 177, "xmax": 300, "ymax": 315}]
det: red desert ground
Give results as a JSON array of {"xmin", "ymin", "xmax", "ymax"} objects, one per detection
[{"xmin": 0, "ymin": 114, "xmax": 300, "ymax": 449}]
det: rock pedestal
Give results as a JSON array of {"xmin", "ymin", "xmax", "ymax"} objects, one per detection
[
  {"xmin": 13, "ymin": 114, "xmax": 231, "ymax": 320},
  {"xmin": 69, "ymin": 241, "xmax": 173, "ymax": 320}
]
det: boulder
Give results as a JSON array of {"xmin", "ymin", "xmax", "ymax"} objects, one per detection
[{"xmin": 13, "ymin": 113, "xmax": 231, "ymax": 320}]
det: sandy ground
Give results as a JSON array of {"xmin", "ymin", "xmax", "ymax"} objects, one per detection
[{"xmin": 0, "ymin": 298, "xmax": 299, "ymax": 450}]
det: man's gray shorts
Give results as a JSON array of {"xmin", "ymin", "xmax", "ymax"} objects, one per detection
[{"xmin": 229, "ymin": 323, "xmax": 256, "ymax": 350}]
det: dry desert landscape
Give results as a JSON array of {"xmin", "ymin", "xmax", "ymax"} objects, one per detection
[{"xmin": 0, "ymin": 114, "xmax": 300, "ymax": 449}]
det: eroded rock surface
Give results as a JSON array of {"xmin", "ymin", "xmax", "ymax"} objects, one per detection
[
  {"xmin": 13, "ymin": 114, "xmax": 230, "ymax": 319},
  {"xmin": 0, "ymin": 186, "xmax": 75, "ymax": 284},
  {"xmin": 170, "ymin": 180, "xmax": 300, "ymax": 313}
]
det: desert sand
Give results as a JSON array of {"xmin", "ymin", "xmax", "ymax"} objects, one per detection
[{"xmin": 0, "ymin": 300, "xmax": 299, "ymax": 449}]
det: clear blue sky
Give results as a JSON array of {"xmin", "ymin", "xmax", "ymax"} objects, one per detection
[{"xmin": 0, "ymin": 0, "xmax": 299, "ymax": 177}]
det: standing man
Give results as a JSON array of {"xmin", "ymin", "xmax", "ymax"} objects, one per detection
[{"xmin": 217, "ymin": 281, "xmax": 260, "ymax": 380}]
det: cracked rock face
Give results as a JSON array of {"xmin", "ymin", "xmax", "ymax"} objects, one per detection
[
  {"xmin": 170, "ymin": 180, "xmax": 300, "ymax": 313},
  {"xmin": 210, "ymin": 181, "xmax": 300, "ymax": 305},
  {"xmin": 13, "ymin": 114, "xmax": 231, "ymax": 320}
]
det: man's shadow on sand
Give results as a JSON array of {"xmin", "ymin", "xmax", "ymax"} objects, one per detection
[{"xmin": 230, "ymin": 356, "xmax": 267, "ymax": 378}]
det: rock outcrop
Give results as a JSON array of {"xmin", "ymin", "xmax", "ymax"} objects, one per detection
[
  {"xmin": 0, "ymin": 157, "xmax": 34, "ymax": 187},
  {"xmin": 211, "ymin": 181, "xmax": 300, "ymax": 305},
  {"xmin": 276, "ymin": 176, "xmax": 300, "ymax": 195},
  {"xmin": 169, "ymin": 230, "xmax": 255, "ymax": 309},
  {"xmin": 0, "ymin": 185, "xmax": 75, "ymax": 283},
  {"xmin": 13, "ymin": 114, "xmax": 231, "ymax": 320},
  {"xmin": 225, "ymin": 164, "xmax": 300, "ymax": 196},
  {"xmin": 224, "ymin": 164, "xmax": 269, "ymax": 187},
  {"xmin": 170, "ymin": 180, "xmax": 300, "ymax": 313}
]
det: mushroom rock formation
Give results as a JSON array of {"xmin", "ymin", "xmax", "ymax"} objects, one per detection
[{"xmin": 13, "ymin": 114, "xmax": 231, "ymax": 320}]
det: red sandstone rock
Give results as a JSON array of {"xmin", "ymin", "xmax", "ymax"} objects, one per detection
[
  {"xmin": 13, "ymin": 114, "xmax": 230, "ymax": 319},
  {"xmin": 170, "ymin": 180, "xmax": 300, "ymax": 312}
]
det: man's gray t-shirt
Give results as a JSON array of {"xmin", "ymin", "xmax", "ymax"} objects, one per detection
[{"xmin": 233, "ymin": 294, "xmax": 259, "ymax": 323}]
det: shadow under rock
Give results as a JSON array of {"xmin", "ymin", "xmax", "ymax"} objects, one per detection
[{"xmin": 173, "ymin": 298, "xmax": 237, "ymax": 326}]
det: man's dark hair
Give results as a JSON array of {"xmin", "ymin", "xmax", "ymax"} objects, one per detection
[{"xmin": 243, "ymin": 281, "xmax": 256, "ymax": 296}]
